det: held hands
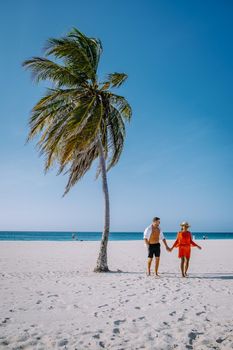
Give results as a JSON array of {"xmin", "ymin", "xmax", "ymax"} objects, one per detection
[{"xmin": 166, "ymin": 246, "xmax": 172, "ymax": 252}]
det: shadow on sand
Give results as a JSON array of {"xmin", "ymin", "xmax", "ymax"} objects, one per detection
[
  {"xmin": 109, "ymin": 270, "xmax": 143, "ymax": 275},
  {"xmin": 109, "ymin": 271, "xmax": 233, "ymax": 279},
  {"xmin": 187, "ymin": 273, "xmax": 233, "ymax": 280}
]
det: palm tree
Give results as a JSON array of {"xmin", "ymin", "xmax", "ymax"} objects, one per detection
[{"xmin": 22, "ymin": 28, "xmax": 132, "ymax": 272}]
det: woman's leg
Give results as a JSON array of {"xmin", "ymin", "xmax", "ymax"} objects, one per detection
[
  {"xmin": 180, "ymin": 257, "xmax": 185, "ymax": 277},
  {"xmin": 184, "ymin": 257, "xmax": 190, "ymax": 276}
]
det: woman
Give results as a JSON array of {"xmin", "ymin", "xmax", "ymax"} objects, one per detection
[{"xmin": 171, "ymin": 222, "xmax": 202, "ymax": 277}]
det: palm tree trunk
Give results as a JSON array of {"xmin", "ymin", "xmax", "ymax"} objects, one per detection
[{"xmin": 94, "ymin": 135, "xmax": 110, "ymax": 272}]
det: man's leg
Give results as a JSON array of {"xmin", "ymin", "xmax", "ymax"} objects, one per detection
[
  {"xmin": 155, "ymin": 257, "xmax": 160, "ymax": 276},
  {"xmin": 184, "ymin": 257, "xmax": 190, "ymax": 276},
  {"xmin": 180, "ymin": 257, "xmax": 185, "ymax": 277},
  {"xmin": 147, "ymin": 258, "xmax": 152, "ymax": 276}
]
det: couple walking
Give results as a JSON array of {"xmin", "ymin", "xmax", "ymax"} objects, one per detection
[{"xmin": 144, "ymin": 217, "xmax": 202, "ymax": 277}]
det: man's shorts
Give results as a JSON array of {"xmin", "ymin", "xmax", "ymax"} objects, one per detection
[{"xmin": 148, "ymin": 243, "xmax": 161, "ymax": 258}]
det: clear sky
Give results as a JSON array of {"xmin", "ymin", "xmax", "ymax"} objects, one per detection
[{"xmin": 0, "ymin": 0, "xmax": 233, "ymax": 232}]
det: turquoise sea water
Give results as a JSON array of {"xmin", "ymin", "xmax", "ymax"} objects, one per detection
[{"xmin": 0, "ymin": 231, "xmax": 232, "ymax": 241}]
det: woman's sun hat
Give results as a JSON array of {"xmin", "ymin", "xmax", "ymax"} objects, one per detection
[{"xmin": 180, "ymin": 221, "xmax": 190, "ymax": 228}]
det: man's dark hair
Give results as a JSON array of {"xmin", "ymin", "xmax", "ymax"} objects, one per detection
[{"xmin": 153, "ymin": 217, "xmax": 160, "ymax": 222}]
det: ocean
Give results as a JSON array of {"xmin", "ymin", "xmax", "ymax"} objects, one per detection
[{"xmin": 0, "ymin": 231, "xmax": 232, "ymax": 241}]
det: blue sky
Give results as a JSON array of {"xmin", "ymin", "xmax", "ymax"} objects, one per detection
[{"xmin": 0, "ymin": 0, "xmax": 232, "ymax": 232}]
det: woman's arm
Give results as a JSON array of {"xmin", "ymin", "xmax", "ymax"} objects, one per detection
[
  {"xmin": 191, "ymin": 240, "xmax": 202, "ymax": 249},
  {"xmin": 171, "ymin": 233, "xmax": 180, "ymax": 250}
]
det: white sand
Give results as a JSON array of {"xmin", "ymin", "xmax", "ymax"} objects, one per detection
[{"xmin": 0, "ymin": 240, "xmax": 232, "ymax": 350}]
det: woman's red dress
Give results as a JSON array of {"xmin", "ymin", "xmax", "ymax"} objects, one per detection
[{"xmin": 173, "ymin": 231, "xmax": 198, "ymax": 258}]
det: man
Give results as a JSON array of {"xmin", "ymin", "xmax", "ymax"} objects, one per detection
[{"xmin": 144, "ymin": 217, "xmax": 170, "ymax": 276}]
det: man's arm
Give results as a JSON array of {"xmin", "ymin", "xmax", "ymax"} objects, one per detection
[
  {"xmin": 162, "ymin": 238, "xmax": 170, "ymax": 251},
  {"xmin": 160, "ymin": 231, "xmax": 170, "ymax": 251},
  {"xmin": 143, "ymin": 226, "xmax": 150, "ymax": 246}
]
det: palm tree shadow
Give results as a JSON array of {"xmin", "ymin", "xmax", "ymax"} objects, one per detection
[{"xmin": 109, "ymin": 270, "xmax": 144, "ymax": 274}]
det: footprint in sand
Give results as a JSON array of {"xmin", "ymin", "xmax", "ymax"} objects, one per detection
[
  {"xmin": 18, "ymin": 333, "xmax": 30, "ymax": 342},
  {"xmin": 58, "ymin": 339, "xmax": 68, "ymax": 347},
  {"xmin": 93, "ymin": 334, "xmax": 100, "ymax": 339},
  {"xmin": 2, "ymin": 317, "xmax": 10, "ymax": 324},
  {"xmin": 0, "ymin": 340, "xmax": 9, "ymax": 346},
  {"xmin": 98, "ymin": 304, "xmax": 108, "ymax": 308},
  {"xmin": 188, "ymin": 331, "xmax": 204, "ymax": 346},
  {"xmin": 216, "ymin": 337, "xmax": 226, "ymax": 344},
  {"xmin": 114, "ymin": 319, "xmax": 126, "ymax": 326},
  {"xmin": 169, "ymin": 311, "xmax": 176, "ymax": 316},
  {"xmin": 196, "ymin": 311, "xmax": 205, "ymax": 316},
  {"xmin": 113, "ymin": 328, "xmax": 120, "ymax": 334},
  {"xmin": 47, "ymin": 294, "xmax": 58, "ymax": 298},
  {"xmin": 178, "ymin": 316, "xmax": 185, "ymax": 321}
]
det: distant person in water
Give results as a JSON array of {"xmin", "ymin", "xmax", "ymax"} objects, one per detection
[
  {"xmin": 144, "ymin": 217, "xmax": 170, "ymax": 276},
  {"xmin": 170, "ymin": 222, "xmax": 202, "ymax": 277},
  {"xmin": 72, "ymin": 233, "xmax": 78, "ymax": 240}
]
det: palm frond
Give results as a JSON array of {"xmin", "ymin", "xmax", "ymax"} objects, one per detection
[
  {"xmin": 110, "ymin": 93, "xmax": 132, "ymax": 121},
  {"xmin": 105, "ymin": 73, "xmax": 128, "ymax": 88},
  {"xmin": 63, "ymin": 143, "xmax": 99, "ymax": 195},
  {"xmin": 44, "ymin": 34, "xmax": 99, "ymax": 82},
  {"xmin": 61, "ymin": 99, "xmax": 104, "ymax": 194},
  {"xmin": 27, "ymin": 89, "xmax": 83, "ymax": 140},
  {"xmin": 23, "ymin": 26, "xmax": 132, "ymax": 196},
  {"xmin": 67, "ymin": 28, "xmax": 103, "ymax": 74},
  {"xmin": 37, "ymin": 95, "xmax": 97, "ymax": 171},
  {"xmin": 22, "ymin": 57, "xmax": 86, "ymax": 87},
  {"xmin": 60, "ymin": 97, "xmax": 103, "ymax": 162},
  {"xmin": 105, "ymin": 104, "xmax": 125, "ymax": 170}
]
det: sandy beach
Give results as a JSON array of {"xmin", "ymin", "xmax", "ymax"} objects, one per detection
[{"xmin": 0, "ymin": 240, "xmax": 232, "ymax": 350}]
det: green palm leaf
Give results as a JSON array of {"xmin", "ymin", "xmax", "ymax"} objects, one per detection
[
  {"xmin": 110, "ymin": 93, "xmax": 132, "ymax": 121},
  {"xmin": 105, "ymin": 73, "xmax": 128, "ymax": 88},
  {"xmin": 67, "ymin": 27, "xmax": 103, "ymax": 74},
  {"xmin": 23, "ymin": 27, "xmax": 132, "ymax": 194},
  {"xmin": 106, "ymin": 105, "xmax": 125, "ymax": 170},
  {"xmin": 44, "ymin": 28, "xmax": 102, "ymax": 83},
  {"xmin": 22, "ymin": 57, "xmax": 85, "ymax": 87},
  {"xmin": 27, "ymin": 89, "xmax": 82, "ymax": 140}
]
